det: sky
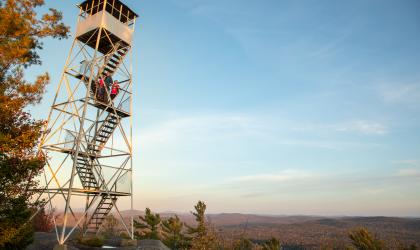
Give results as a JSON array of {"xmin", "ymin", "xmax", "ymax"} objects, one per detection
[{"xmin": 27, "ymin": 0, "xmax": 420, "ymax": 216}]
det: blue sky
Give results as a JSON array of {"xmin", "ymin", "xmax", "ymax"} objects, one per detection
[{"xmin": 28, "ymin": 0, "xmax": 420, "ymax": 216}]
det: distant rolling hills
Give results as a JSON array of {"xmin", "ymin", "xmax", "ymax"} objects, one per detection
[{"xmin": 57, "ymin": 211, "xmax": 420, "ymax": 248}]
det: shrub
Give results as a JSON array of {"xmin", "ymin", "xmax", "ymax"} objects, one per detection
[
  {"xmin": 262, "ymin": 238, "xmax": 281, "ymax": 250},
  {"xmin": 32, "ymin": 207, "xmax": 54, "ymax": 232},
  {"xmin": 233, "ymin": 238, "xmax": 254, "ymax": 250},
  {"xmin": 101, "ymin": 214, "xmax": 118, "ymax": 238},
  {"xmin": 120, "ymin": 231, "xmax": 131, "ymax": 239},
  {"xmin": 348, "ymin": 227, "xmax": 384, "ymax": 250},
  {"xmin": 78, "ymin": 235, "xmax": 104, "ymax": 247}
]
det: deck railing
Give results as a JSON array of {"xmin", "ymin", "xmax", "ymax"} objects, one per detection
[{"xmin": 78, "ymin": 0, "xmax": 136, "ymax": 29}]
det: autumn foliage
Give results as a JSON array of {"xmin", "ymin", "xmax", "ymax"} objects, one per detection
[{"xmin": 0, "ymin": 0, "xmax": 69, "ymax": 248}]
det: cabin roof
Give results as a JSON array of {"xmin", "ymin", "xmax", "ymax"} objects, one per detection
[{"xmin": 78, "ymin": 0, "xmax": 139, "ymax": 20}]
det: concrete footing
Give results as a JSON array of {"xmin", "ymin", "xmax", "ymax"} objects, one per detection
[
  {"xmin": 53, "ymin": 244, "xmax": 68, "ymax": 250},
  {"xmin": 121, "ymin": 238, "xmax": 138, "ymax": 247}
]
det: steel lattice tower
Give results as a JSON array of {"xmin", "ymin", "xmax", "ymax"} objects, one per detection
[{"xmin": 32, "ymin": 0, "xmax": 138, "ymax": 245}]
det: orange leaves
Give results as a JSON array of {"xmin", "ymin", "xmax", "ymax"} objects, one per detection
[
  {"xmin": 0, "ymin": 0, "xmax": 69, "ymax": 72},
  {"xmin": 0, "ymin": 0, "xmax": 68, "ymax": 247}
]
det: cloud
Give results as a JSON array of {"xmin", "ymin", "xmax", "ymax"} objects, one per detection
[
  {"xmin": 225, "ymin": 168, "xmax": 420, "ymax": 193},
  {"xmin": 137, "ymin": 113, "xmax": 264, "ymax": 148},
  {"xmin": 394, "ymin": 159, "xmax": 420, "ymax": 167},
  {"xmin": 291, "ymin": 120, "xmax": 388, "ymax": 136},
  {"xmin": 228, "ymin": 169, "xmax": 313, "ymax": 183},
  {"xmin": 335, "ymin": 121, "xmax": 388, "ymax": 135},
  {"xmin": 309, "ymin": 33, "xmax": 348, "ymax": 59},
  {"xmin": 273, "ymin": 139, "xmax": 384, "ymax": 150},
  {"xmin": 380, "ymin": 82, "xmax": 420, "ymax": 105},
  {"xmin": 393, "ymin": 160, "xmax": 420, "ymax": 177},
  {"xmin": 397, "ymin": 168, "xmax": 420, "ymax": 177},
  {"xmin": 135, "ymin": 113, "xmax": 388, "ymax": 154}
]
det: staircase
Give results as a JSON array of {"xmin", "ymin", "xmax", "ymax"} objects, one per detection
[
  {"xmin": 91, "ymin": 113, "xmax": 119, "ymax": 151},
  {"xmin": 74, "ymin": 44, "xmax": 127, "ymax": 235},
  {"xmin": 74, "ymin": 153, "xmax": 99, "ymax": 190},
  {"xmin": 81, "ymin": 113, "xmax": 120, "ymax": 233},
  {"xmin": 85, "ymin": 195, "xmax": 117, "ymax": 233},
  {"xmin": 101, "ymin": 44, "xmax": 129, "ymax": 77}
]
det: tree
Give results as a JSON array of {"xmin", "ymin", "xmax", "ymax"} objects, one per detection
[
  {"xmin": 32, "ymin": 207, "xmax": 54, "ymax": 232},
  {"xmin": 348, "ymin": 227, "xmax": 384, "ymax": 250},
  {"xmin": 161, "ymin": 215, "xmax": 190, "ymax": 250},
  {"xmin": 0, "ymin": 0, "xmax": 69, "ymax": 248},
  {"xmin": 102, "ymin": 214, "xmax": 118, "ymax": 238},
  {"xmin": 187, "ymin": 201, "xmax": 219, "ymax": 250},
  {"xmin": 187, "ymin": 201, "xmax": 207, "ymax": 237},
  {"xmin": 262, "ymin": 238, "xmax": 281, "ymax": 250},
  {"xmin": 134, "ymin": 208, "xmax": 161, "ymax": 240},
  {"xmin": 232, "ymin": 237, "xmax": 253, "ymax": 250}
]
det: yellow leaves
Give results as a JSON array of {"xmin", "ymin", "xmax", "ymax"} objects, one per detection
[
  {"xmin": 0, "ymin": 226, "xmax": 19, "ymax": 247},
  {"xmin": 0, "ymin": 0, "xmax": 69, "ymax": 72},
  {"xmin": 17, "ymin": 72, "xmax": 49, "ymax": 104},
  {"xmin": 0, "ymin": 1, "xmax": 68, "ymax": 248}
]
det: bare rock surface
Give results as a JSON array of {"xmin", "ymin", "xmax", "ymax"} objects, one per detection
[
  {"xmin": 137, "ymin": 240, "xmax": 170, "ymax": 250},
  {"xmin": 26, "ymin": 232, "xmax": 80, "ymax": 250},
  {"xmin": 27, "ymin": 232, "xmax": 139, "ymax": 250}
]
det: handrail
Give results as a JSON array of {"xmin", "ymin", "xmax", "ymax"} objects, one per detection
[{"xmin": 78, "ymin": 0, "xmax": 136, "ymax": 28}]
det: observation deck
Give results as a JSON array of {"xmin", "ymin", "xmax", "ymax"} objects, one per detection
[{"xmin": 76, "ymin": 0, "xmax": 138, "ymax": 54}]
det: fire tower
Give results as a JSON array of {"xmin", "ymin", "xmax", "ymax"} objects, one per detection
[{"xmin": 33, "ymin": 0, "xmax": 138, "ymax": 244}]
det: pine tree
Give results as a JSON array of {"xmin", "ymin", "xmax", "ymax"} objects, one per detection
[
  {"xmin": 233, "ymin": 237, "xmax": 253, "ymax": 250},
  {"xmin": 134, "ymin": 208, "xmax": 161, "ymax": 240},
  {"xmin": 262, "ymin": 238, "xmax": 281, "ymax": 250},
  {"xmin": 187, "ymin": 201, "xmax": 218, "ymax": 250},
  {"xmin": 187, "ymin": 201, "xmax": 207, "ymax": 237},
  {"xmin": 161, "ymin": 215, "xmax": 190, "ymax": 250},
  {"xmin": 348, "ymin": 227, "xmax": 384, "ymax": 250},
  {"xmin": 102, "ymin": 214, "xmax": 118, "ymax": 238},
  {"xmin": 0, "ymin": 0, "xmax": 69, "ymax": 249}
]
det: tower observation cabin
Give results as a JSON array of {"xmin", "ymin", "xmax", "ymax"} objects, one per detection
[
  {"xmin": 77, "ymin": 0, "xmax": 137, "ymax": 54},
  {"xmin": 33, "ymin": 0, "xmax": 138, "ymax": 245}
]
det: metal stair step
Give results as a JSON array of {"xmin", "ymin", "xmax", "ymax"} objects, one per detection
[
  {"xmin": 117, "ymin": 50, "xmax": 126, "ymax": 56},
  {"xmin": 103, "ymin": 124, "xmax": 116, "ymax": 129},
  {"xmin": 106, "ymin": 63, "xmax": 117, "ymax": 69},
  {"xmin": 109, "ymin": 58, "xmax": 119, "ymax": 64},
  {"xmin": 80, "ymin": 176, "xmax": 96, "ymax": 179},
  {"xmin": 97, "ymin": 206, "xmax": 112, "ymax": 209}
]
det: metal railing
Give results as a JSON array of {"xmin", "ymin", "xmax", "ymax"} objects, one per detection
[
  {"xmin": 78, "ymin": 0, "xmax": 136, "ymax": 29},
  {"xmin": 79, "ymin": 60, "xmax": 132, "ymax": 115}
]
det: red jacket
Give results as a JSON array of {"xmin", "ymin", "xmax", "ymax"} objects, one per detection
[
  {"xmin": 111, "ymin": 82, "xmax": 120, "ymax": 95},
  {"xmin": 98, "ymin": 78, "xmax": 105, "ymax": 87}
]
